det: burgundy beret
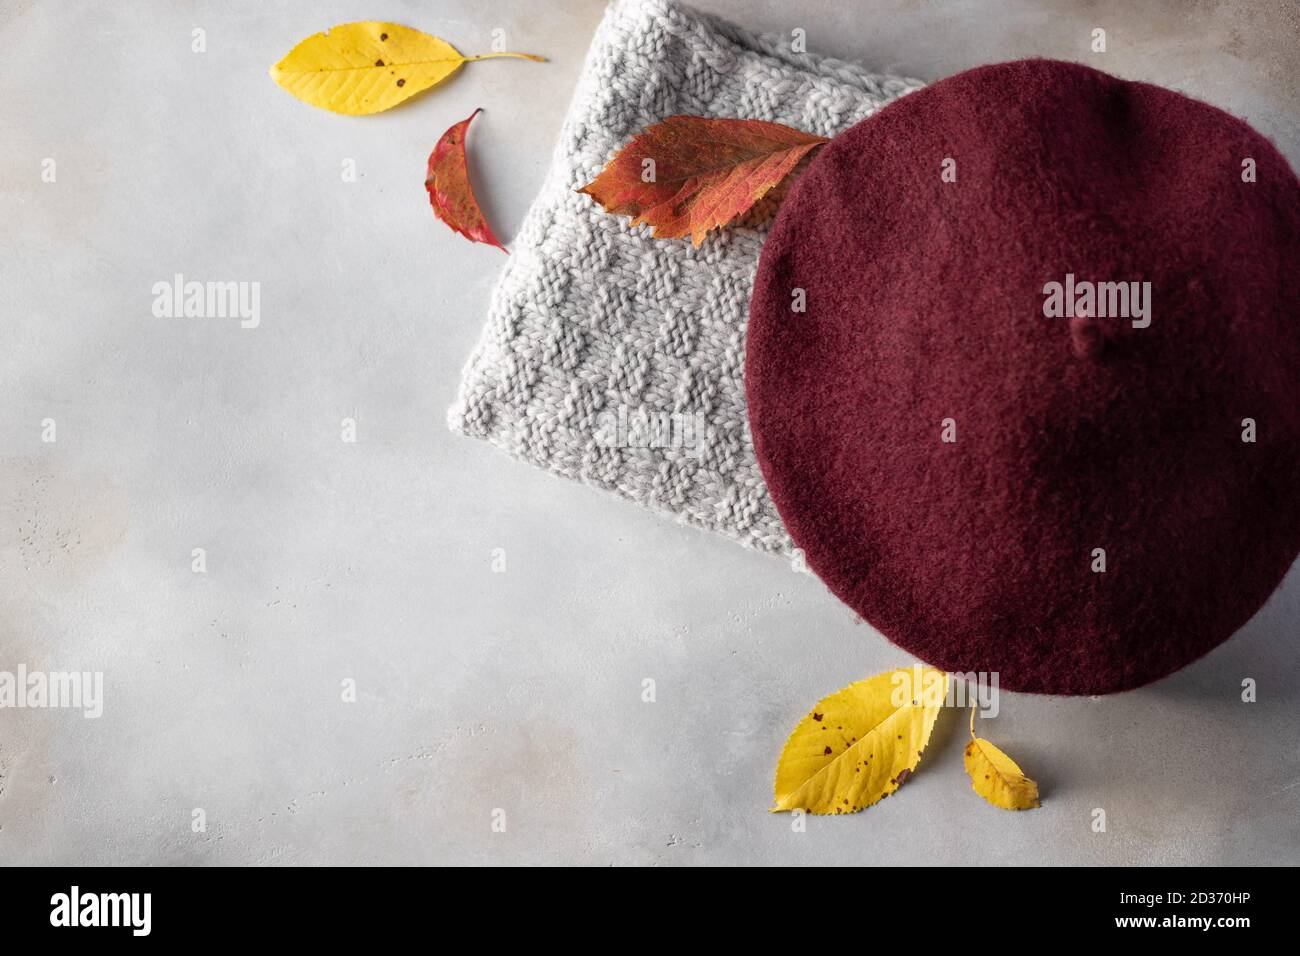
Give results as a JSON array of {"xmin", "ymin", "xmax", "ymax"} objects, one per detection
[{"xmin": 746, "ymin": 59, "xmax": 1300, "ymax": 694}]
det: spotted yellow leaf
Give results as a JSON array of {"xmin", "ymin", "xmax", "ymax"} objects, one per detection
[
  {"xmin": 269, "ymin": 22, "xmax": 543, "ymax": 115},
  {"xmin": 963, "ymin": 706, "xmax": 1040, "ymax": 810},
  {"xmin": 772, "ymin": 667, "xmax": 948, "ymax": 815}
]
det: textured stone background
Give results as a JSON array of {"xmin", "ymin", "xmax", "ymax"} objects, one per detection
[{"xmin": 1, "ymin": 0, "xmax": 1297, "ymax": 865}]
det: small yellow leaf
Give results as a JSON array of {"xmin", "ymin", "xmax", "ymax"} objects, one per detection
[
  {"xmin": 964, "ymin": 708, "xmax": 1040, "ymax": 810},
  {"xmin": 269, "ymin": 22, "xmax": 543, "ymax": 115},
  {"xmin": 772, "ymin": 667, "xmax": 947, "ymax": 815}
]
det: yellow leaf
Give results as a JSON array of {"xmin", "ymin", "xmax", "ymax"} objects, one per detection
[
  {"xmin": 963, "ymin": 707, "xmax": 1040, "ymax": 810},
  {"xmin": 269, "ymin": 22, "xmax": 544, "ymax": 115},
  {"xmin": 772, "ymin": 667, "xmax": 947, "ymax": 815}
]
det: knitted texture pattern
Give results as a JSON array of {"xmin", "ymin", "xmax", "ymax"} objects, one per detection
[{"xmin": 448, "ymin": 0, "xmax": 922, "ymax": 553}]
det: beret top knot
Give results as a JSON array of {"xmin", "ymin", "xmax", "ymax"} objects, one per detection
[{"xmin": 746, "ymin": 58, "xmax": 1300, "ymax": 694}]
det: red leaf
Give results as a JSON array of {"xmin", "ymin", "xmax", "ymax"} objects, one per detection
[
  {"xmin": 425, "ymin": 108, "xmax": 506, "ymax": 253},
  {"xmin": 578, "ymin": 115, "xmax": 829, "ymax": 246}
]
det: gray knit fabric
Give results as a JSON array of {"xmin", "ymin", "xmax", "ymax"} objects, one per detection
[{"xmin": 449, "ymin": 0, "xmax": 922, "ymax": 553}]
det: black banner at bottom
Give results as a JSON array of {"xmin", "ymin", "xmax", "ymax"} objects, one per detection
[{"xmin": 0, "ymin": 865, "xmax": 1284, "ymax": 940}]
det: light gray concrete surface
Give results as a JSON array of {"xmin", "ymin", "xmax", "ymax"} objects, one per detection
[{"xmin": 2, "ymin": 0, "xmax": 1298, "ymax": 866}]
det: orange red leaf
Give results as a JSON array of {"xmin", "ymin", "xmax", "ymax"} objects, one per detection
[
  {"xmin": 425, "ymin": 108, "xmax": 506, "ymax": 253},
  {"xmin": 578, "ymin": 115, "xmax": 828, "ymax": 246}
]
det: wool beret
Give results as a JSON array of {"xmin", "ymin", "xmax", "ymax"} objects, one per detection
[{"xmin": 746, "ymin": 59, "xmax": 1300, "ymax": 694}]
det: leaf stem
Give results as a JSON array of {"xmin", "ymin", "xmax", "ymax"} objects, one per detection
[{"xmin": 465, "ymin": 52, "xmax": 547, "ymax": 63}]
